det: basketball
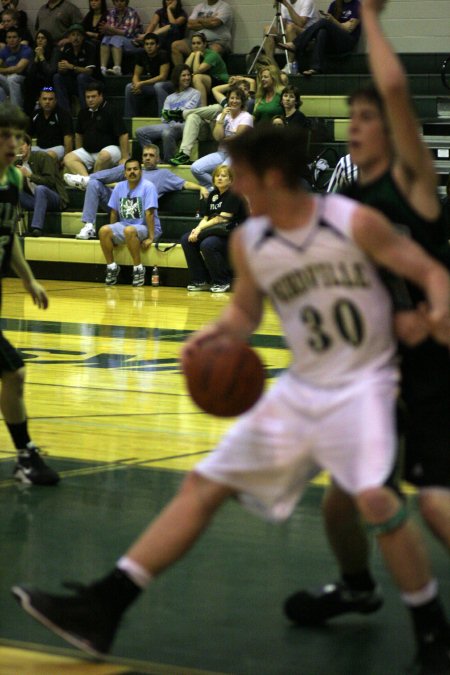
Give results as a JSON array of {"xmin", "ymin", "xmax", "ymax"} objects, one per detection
[{"xmin": 182, "ymin": 338, "xmax": 265, "ymax": 417}]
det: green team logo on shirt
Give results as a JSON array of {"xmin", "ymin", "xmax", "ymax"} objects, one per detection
[{"xmin": 119, "ymin": 196, "xmax": 143, "ymax": 221}]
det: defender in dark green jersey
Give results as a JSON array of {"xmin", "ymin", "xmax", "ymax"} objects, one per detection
[
  {"xmin": 344, "ymin": 161, "xmax": 450, "ymax": 491},
  {"xmin": 284, "ymin": 1, "xmax": 450, "ymax": 673},
  {"xmin": 0, "ymin": 102, "xmax": 59, "ymax": 486}
]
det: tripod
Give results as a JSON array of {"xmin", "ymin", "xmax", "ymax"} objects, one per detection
[{"xmin": 247, "ymin": 1, "xmax": 293, "ymax": 75}]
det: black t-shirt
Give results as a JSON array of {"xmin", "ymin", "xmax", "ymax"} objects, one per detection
[
  {"xmin": 76, "ymin": 101, "xmax": 127, "ymax": 153},
  {"xmin": 31, "ymin": 106, "xmax": 74, "ymax": 148},
  {"xmin": 285, "ymin": 110, "xmax": 309, "ymax": 128},
  {"xmin": 57, "ymin": 41, "xmax": 97, "ymax": 70},
  {"xmin": 135, "ymin": 49, "xmax": 169, "ymax": 79},
  {"xmin": 206, "ymin": 187, "xmax": 247, "ymax": 223}
]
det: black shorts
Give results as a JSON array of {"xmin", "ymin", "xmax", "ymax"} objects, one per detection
[
  {"xmin": 399, "ymin": 340, "xmax": 450, "ymax": 488},
  {"xmin": 0, "ymin": 331, "xmax": 24, "ymax": 374}
]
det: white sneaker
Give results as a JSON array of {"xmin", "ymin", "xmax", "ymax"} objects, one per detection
[
  {"xmin": 64, "ymin": 173, "xmax": 90, "ymax": 190},
  {"xmin": 106, "ymin": 65, "xmax": 122, "ymax": 76},
  {"xmin": 75, "ymin": 223, "xmax": 96, "ymax": 240},
  {"xmin": 210, "ymin": 283, "xmax": 231, "ymax": 293}
]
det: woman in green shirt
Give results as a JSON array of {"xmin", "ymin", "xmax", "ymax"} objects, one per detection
[
  {"xmin": 185, "ymin": 31, "xmax": 228, "ymax": 105},
  {"xmin": 253, "ymin": 64, "xmax": 284, "ymax": 124}
]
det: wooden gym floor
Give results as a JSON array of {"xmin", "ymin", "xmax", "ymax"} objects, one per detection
[{"xmin": 0, "ymin": 278, "xmax": 448, "ymax": 675}]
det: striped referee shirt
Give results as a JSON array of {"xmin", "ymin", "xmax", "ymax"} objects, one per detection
[{"xmin": 327, "ymin": 154, "xmax": 358, "ymax": 193}]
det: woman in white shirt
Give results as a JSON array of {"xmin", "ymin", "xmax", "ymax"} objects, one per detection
[{"xmin": 191, "ymin": 86, "xmax": 253, "ymax": 187}]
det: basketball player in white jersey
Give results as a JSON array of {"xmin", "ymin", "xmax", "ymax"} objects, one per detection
[{"xmin": 12, "ymin": 126, "xmax": 450, "ymax": 672}]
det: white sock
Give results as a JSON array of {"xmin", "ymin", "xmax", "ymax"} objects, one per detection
[
  {"xmin": 18, "ymin": 442, "xmax": 36, "ymax": 456},
  {"xmin": 401, "ymin": 578, "xmax": 438, "ymax": 607},
  {"xmin": 117, "ymin": 556, "xmax": 152, "ymax": 589},
  {"xmin": 133, "ymin": 264, "xmax": 143, "ymax": 271},
  {"xmin": 107, "ymin": 262, "xmax": 117, "ymax": 270}
]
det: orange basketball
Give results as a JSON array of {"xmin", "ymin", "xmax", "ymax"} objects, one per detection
[{"xmin": 182, "ymin": 338, "xmax": 265, "ymax": 417}]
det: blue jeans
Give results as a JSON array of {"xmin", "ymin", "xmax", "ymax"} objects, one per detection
[
  {"xmin": 180, "ymin": 231, "xmax": 231, "ymax": 285},
  {"xmin": 0, "ymin": 73, "xmax": 25, "ymax": 107},
  {"xmin": 124, "ymin": 81, "xmax": 170, "ymax": 117},
  {"xmin": 191, "ymin": 150, "xmax": 229, "ymax": 188},
  {"xmin": 294, "ymin": 18, "xmax": 359, "ymax": 72},
  {"xmin": 135, "ymin": 123, "xmax": 183, "ymax": 162},
  {"xmin": 82, "ymin": 166, "xmax": 128, "ymax": 224},
  {"xmin": 53, "ymin": 71, "xmax": 94, "ymax": 112},
  {"xmin": 19, "ymin": 185, "xmax": 62, "ymax": 231}
]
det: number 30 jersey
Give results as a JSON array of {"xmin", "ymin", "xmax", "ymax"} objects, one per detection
[{"xmin": 242, "ymin": 193, "xmax": 397, "ymax": 388}]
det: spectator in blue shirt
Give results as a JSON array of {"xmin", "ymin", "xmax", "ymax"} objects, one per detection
[
  {"xmin": 100, "ymin": 158, "xmax": 159, "ymax": 287},
  {"xmin": 0, "ymin": 26, "xmax": 32, "ymax": 107}
]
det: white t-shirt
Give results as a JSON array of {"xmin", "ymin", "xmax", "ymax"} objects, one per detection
[
  {"xmin": 216, "ymin": 110, "xmax": 254, "ymax": 139},
  {"xmin": 189, "ymin": 0, "xmax": 233, "ymax": 43},
  {"xmin": 280, "ymin": 0, "xmax": 319, "ymax": 28}
]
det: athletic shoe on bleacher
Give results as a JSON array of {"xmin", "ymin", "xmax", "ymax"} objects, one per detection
[
  {"xmin": 132, "ymin": 266, "xmax": 146, "ymax": 287},
  {"xmin": 106, "ymin": 65, "xmax": 122, "ymax": 76},
  {"xmin": 64, "ymin": 174, "xmax": 90, "ymax": 190},
  {"xmin": 76, "ymin": 224, "xmax": 96, "ymax": 240},
  {"xmin": 169, "ymin": 151, "xmax": 192, "ymax": 166},
  {"xmin": 105, "ymin": 265, "xmax": 120, "ymax": 286}
]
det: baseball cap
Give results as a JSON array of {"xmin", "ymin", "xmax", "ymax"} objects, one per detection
[{"xmin": 66, "ymin": 23, "xmax": 85, "ymax": 35}]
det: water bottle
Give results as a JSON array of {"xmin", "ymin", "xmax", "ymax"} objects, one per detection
[
  {"xmin": 291, "ymin": 61, "xmax": 299, "ymax": 75},
  {"xmin": 151, "ymin": 266, "xmax": 160, "ymax": 287}
]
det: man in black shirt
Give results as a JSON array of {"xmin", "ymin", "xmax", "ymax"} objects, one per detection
[
  {"xmin": 53, "ymin": 23, "xmax": 97, "ymax": 112},
  {"xmin": 124, "ymin": 33, "xmax": 170, "ymax": 117},
  {"xmin": 30, "ymin": 86, "xmax": 73, "ymax": 162},
  {"xmin": 63, "ymin": 80, "xmax": 129, "ymax": 175}
]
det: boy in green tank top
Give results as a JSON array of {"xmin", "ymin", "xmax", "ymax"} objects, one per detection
[
  {"xmin": 283, "ymin": 1, "xmax": 450, "ymax": 673},
  {"xmin": 0, "ymin": 102, "xmax": 59, "ymax": 486}
]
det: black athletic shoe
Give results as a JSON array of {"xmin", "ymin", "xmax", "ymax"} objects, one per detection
[
  {"xmin": 284, "ymin": 581, "xmax": 384, "ymax": 626},
  {"xmin": 12, "ymin": 582, "xmax": 121, "ymax": 657},
  {"xmin": 13, "ymin": 449, "xmax": 60, "ymax": 486}
]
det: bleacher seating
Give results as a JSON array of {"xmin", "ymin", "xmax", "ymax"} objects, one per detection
[{"xmin": 20, "ymin": 52, "xmax": 450, "ymax": 287}]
